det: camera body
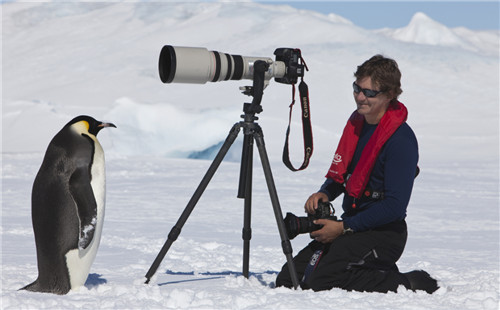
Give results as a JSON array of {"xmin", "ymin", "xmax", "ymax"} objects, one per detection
[
  {"xmin": 274, "ymin": 48, "xmax": 305, "ymax": 85},
  {"xmin": 284, "ymin": 201, "xmax": 338, "ymax": 240}
]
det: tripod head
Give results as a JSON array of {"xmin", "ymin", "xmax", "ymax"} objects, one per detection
[{"xmin": 240, "ymin": 60, "xmax": 270, "ymax": 116}]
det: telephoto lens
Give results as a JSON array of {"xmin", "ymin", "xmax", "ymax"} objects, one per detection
[{"xmin": 158, "ymin": 45, "xmax": 286, "ymax": 84}]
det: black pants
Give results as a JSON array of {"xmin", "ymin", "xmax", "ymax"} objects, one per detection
[{"xmin": 276, "ymin": 224, "xmax": 409, "ymax": 293}]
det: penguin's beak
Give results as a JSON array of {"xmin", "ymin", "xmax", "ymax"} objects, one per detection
[{"xmin": 98, "ymin": 122, "xmax": 117, "ymax": 129}]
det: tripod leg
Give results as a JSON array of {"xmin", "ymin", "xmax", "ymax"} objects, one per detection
[
  {"xmin": 144, "ymin": 123, "xmax": 241, "ymax": 284},
  {"xmin": 240, "ymin": 134, "xmax": 253, "ymax": 278},
  {"xmin": 253, "ymin": 130, "xmax": 300, "ymax": 289},
  {"xmin": 237, "ymin": 134, "xmax": 252, "ymax": 199}
]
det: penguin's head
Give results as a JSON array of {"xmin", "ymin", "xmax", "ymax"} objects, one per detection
[{"xmin": 66, "ymin": 115, "xmax": 117, "ymax": 137}]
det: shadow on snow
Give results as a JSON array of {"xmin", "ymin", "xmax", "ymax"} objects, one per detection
[{"xmin": 157, "ymin": 270, "xmax": 278, "ymax": 287}]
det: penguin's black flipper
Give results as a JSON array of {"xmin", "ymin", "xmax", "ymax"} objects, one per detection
[{"xmin": 69, "ymin": 166, "xmax": 97, "ymax": 250}]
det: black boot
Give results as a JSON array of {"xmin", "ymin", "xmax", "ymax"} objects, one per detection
[{"xmin": 402, "ymin": 270, "xmax": 439, "ymax": 294}]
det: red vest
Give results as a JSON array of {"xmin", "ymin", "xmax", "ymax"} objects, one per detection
[{"xmin": 326, "ymin": 101, "xmax": 408, "ymax": 199}]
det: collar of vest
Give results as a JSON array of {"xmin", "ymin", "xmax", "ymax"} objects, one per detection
[{"xmin": 326, "ymin": 100, "xmax": 408, "ymax": 199}]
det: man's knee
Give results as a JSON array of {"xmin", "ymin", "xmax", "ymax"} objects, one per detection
[{"xmin": 275, "ymin": 268, "xmax": 293, "ymax": 288}]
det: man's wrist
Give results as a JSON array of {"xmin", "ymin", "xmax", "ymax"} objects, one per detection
[{"xmin": 342, "ymin": 221, "xmax": 354, "ymax": 235}]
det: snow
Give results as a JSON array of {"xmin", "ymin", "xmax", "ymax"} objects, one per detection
[
  {"xmin": 376, "ymin": 12, "xmax": 499, "ymax": 56},
  {"xmin": 386, "ymin": 12, "xmax": 468, "ymax": 47},
  {"xmin": 2, "ymin": 1, "xmax": 499, "ymax": 309}
]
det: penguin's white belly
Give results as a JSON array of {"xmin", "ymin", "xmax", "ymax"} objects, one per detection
[{"xmin": 65, "ymin": 141, "xmax": 106, "ymax": 290}]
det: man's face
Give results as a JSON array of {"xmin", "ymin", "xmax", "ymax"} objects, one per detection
[{"xmin": 353, "ymin": 77, "xmax": 392, "ymax": 124}]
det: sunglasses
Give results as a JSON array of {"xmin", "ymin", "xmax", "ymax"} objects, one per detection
[{"xmin": 352, "ymin": 82, "xmax": 383, "ymax": 98}]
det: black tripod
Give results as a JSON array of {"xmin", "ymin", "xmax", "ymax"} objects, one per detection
[{"xmin": 144, "ymin": 61, "xmax": 300, "ymax": 289}]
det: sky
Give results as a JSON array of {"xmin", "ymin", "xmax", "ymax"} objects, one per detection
[
  {"xmin": 1, "ymin": 1, "xmax": 498, "ymax": 30},
  {"xmin": 259, "ymin": 1, "xmax": 500, "ymax": 30}
]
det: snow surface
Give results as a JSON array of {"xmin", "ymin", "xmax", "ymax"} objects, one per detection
[{"xmin": 2, "ymin": 1, "xmax": 499, "ymax": 309}]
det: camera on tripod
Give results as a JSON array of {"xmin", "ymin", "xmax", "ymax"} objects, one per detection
[
  {"xmin": 146, "ymin": 45, "xmax": 310, "ymax": 288},
  {"xmin": 158, "ymin": 45, "xmax": 305, "ymax": 85},
  {"xmin": 284, "ymin": 201, "xmax": 337, "ymax": 240}
]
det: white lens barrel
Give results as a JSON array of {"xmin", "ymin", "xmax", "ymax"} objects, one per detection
[
  {"xmin": 159, "ymin": 46, "xmax": 213, "ymax": 84},
  {"xmin": 159, "ymin": 45, "xmax": 286, "ymax": 84},
  {"xmin": 239, "ymin": 57, "xmax": 286, "ymax": 81}
]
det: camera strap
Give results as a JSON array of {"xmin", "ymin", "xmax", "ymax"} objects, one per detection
[
  {"xmin": 282, "ymin": 79, "xmax": 313, "ymax": 171},
  {"xmin": 301, "ymin": 248, "xmax": 324, "ymax": 286}
]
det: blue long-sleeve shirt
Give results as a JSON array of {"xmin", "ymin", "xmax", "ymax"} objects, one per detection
[{"xmin": 319, "ymin": 121, "xmax": 419, "ymax": 232}]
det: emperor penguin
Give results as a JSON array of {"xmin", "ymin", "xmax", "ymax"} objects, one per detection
[{"xmin": 21, "ymin": 115, "xmax": 116, "ymax": 295}]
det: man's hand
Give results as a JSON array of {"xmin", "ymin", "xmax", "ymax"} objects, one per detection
[
  {"xmin": 305, "ymin": 192, "xmax": 329, "ymax": 214},
  {"xmin": 310, "ymin": 219, "xmax": 343, "ymax": 244}
]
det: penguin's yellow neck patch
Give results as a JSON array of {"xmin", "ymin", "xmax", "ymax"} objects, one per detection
[
  {"xmin": 82, "ymin": 121, "xmax": 90, "ymax": 131},
  {"xmin": 72, "ymin": 121, "xmax": 90, "ymax": 134}
]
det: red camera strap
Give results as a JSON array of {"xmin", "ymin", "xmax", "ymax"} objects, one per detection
[{"xmin": 282, "ymin": 79, "xmax": 314, "ymax": 171}]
